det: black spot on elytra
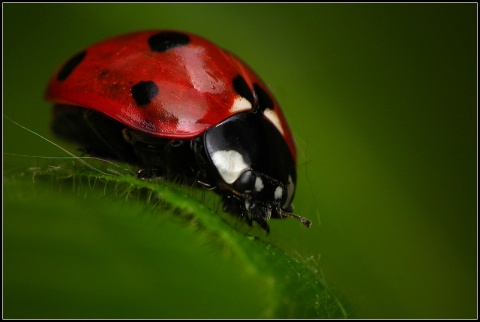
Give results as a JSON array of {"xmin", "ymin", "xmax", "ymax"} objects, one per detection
[
  {"xmin": 148, "ymin": 32, "xmax": 190, "ymax": 52},
  {"xmin": 57, "ymin": 51, "xmax": 86, "ymax": 81},
  {"xmin": 131, "ymin": 81, "xmax": 159, "ymax": 106},
  {"xmin": 233, "ymin": 75, "xmax": 254, "ymax": 106},
  {"xmin": 254, "ymin": 83, "xmax": 274, "ymax": 112}
]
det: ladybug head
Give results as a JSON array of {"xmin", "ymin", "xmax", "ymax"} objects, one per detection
[{"xmin": 194, "ymin": 112, "xmax": 311, "ymax": 231}]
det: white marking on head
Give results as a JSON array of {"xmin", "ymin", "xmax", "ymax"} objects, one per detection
[
  {"xmin": 255, "ymin": 177, "xmax": 264, "ymax": 192},
  {"xmin": 263, "ymin": 109, "xmax": 285, "ymax": 136},
  {"xmin": 274, "ymin": 186, "xmax": 283, "ymax": 200},
  {"xmin": 230, "ymin": 96, "xmax": 253, "ymax": 113},
  {"xmin": 211, "ymin": 150, "xmax": 249, "ymax": 184}
]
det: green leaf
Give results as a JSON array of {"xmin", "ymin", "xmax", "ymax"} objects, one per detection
[{"xmin": 3, "ymin": 157, "xmax": 347, "ymax": 319}]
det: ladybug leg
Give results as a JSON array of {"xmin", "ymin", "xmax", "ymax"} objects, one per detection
[
  {"xmin": 222, "ymin": 194, "xmax": 246, "ymax": 218},
  {"xmin": 52, "ymin": 105, "xmax": 138, "ymax": 163},
  {"xmin": 249, "ymin": 202, "xmax": 271, "ymax": 234},
  {"xmin": 190, "ymin": 136, "xmax": 217, "ymax": 190},
  {"xmin": 253, "ymin": 217, "xmax": 270, "ymax": 234},
  {"xmin": 81, "ymin": 108, "xmax": 139, "ymax": 163},
  {"xmin": 122, "ymin": 128, "xmax": 199, "ymax": 184},
  {"xmin": 136, "ymin": 168, "xmax": 161, "ymax": 179},
  {"xmin": 196, "ymin": 179, "xmax": 215, "ymax": 190},
  {"xmin": 221, "ymin": 194, "xmax": 270, "ymax": 233}
]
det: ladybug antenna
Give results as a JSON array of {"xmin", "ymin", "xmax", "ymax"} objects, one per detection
[{"xmin": 278, "ymin": 208, "xmax": 312, "ymax": 228}]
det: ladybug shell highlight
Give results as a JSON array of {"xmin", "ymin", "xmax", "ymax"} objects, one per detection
[{"xmin": 46, "ymin": 30, "xmax": 296, "ymax": 160}]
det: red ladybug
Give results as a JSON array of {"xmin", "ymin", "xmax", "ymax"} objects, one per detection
[{"xmin": 46, "ymin": 30, "xmax": 311, "ymax": 232}]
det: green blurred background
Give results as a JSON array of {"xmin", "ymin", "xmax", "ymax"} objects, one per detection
[{"xmin": 3, "ymin": 3, "xmax": 477, "ymax": 318}]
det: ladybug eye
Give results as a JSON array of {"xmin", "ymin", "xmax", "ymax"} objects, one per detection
[{"xmin": 233, "ymin": 170, "xmax": 256, "ymax": 193}]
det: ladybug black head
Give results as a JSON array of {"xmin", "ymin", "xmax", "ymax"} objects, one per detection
[{"xmin": 194, "ymin": 112, "xmax": 310, "ymax": 231}]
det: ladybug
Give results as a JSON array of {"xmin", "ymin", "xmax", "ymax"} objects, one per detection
[{"xmin": 45, "ymin": 30, "xmax": 311, "ymax": 232}]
